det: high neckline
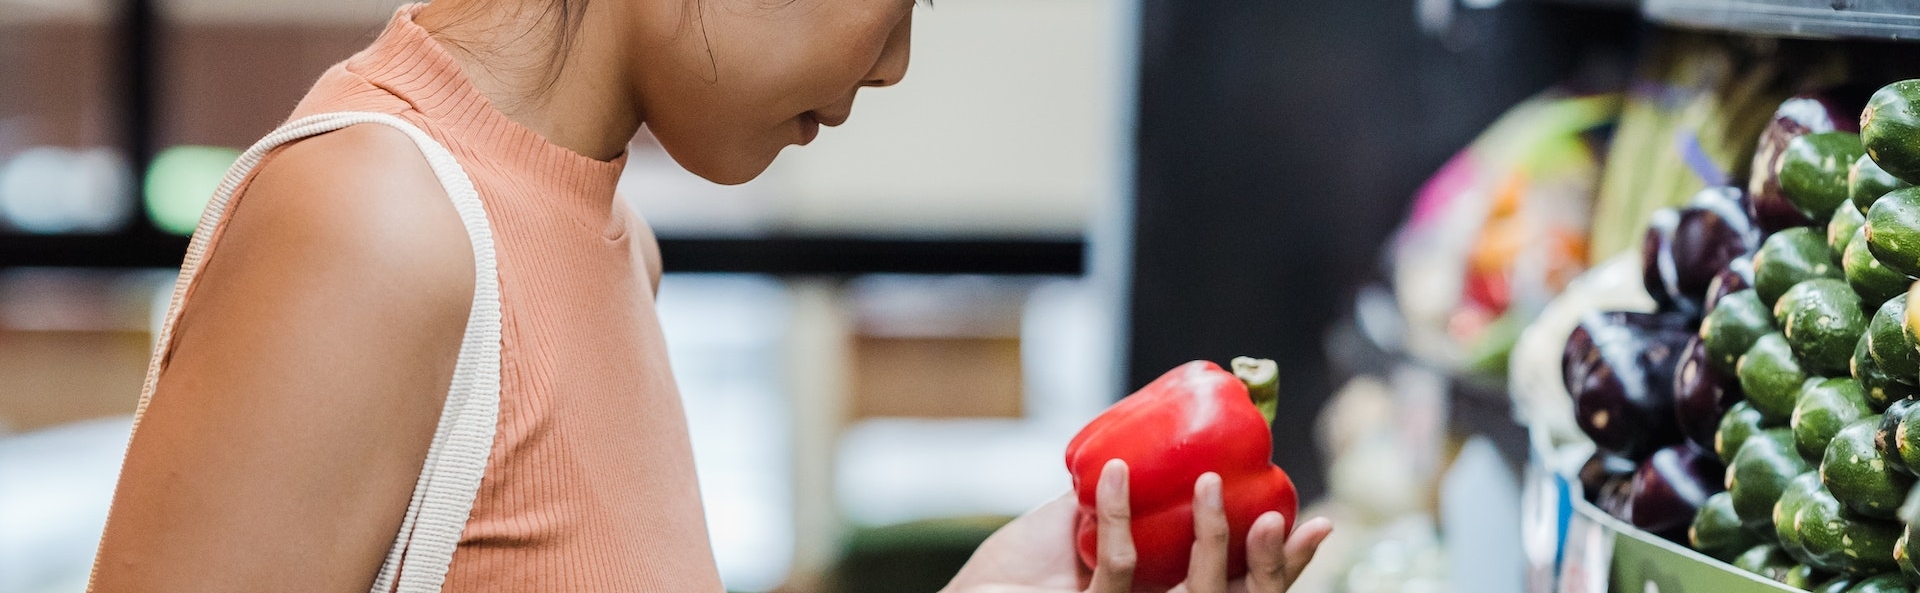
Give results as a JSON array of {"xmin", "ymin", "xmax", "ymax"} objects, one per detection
[{"xmin": 346, "ymin": 4, "xmax": 629, "ymax": 228}]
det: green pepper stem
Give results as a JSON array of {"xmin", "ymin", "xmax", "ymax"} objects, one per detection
[{"xmin": 1231, "ymin": 357, "xmax": 1279, "ymax": 425}]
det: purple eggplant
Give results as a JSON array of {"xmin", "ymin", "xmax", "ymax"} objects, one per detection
[
  {"xmin": 1648, "ymin": 189, "xmax": 1761, "ymax": 314},
  {"xmin": 1749, "ymin": 95, "xmax": 1855, "ymax": 232},
  {"xmin": 1691, "ymin": 186, "xmax": 1761, "ymax": 245},
  {"xmin": 1671, "ymin": 191, "xmax": 1760, "ymax": 305},
  {"xmin": 1643, "ymin": 209, "xmax": 1684, "ymax": 313},
  {"xmin": 1564, "ymin": 311, "xmax": 1696, "ymax": 459},
  {"xmin": 1629, "ymin": 443, "xmax": 1725, "ymax": 542},
  {"xmin": 1579, "ymin": 449, "xmax": 1640, "ymax": 502},
  {"xmin": 1675, "ymin": 335, "xmax": 1743, "ymax": 450},
  {"xmin": 1781, "ymin": 92, "xmax": 1861, "ymax": 134},
  {"xmin": 1705, "ymin": 258, "xmax": 1753, "ymax": 313}
]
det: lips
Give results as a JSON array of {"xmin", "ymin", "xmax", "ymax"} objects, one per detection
[
  {"xmin": 811, "ymin": 111, "xmax": 850, "ymax": 127},
  {"xmin": 799, "ymin": 113, "xmax": 821, "ymax": 145},
  {"xmin": 798, "ymin": 110, "xmax": 851, "ymax": 146}
]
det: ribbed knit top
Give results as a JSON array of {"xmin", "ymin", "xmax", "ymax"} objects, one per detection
[{"xmin": 216, "ymin": 5, "xmax": 723, "ymax": 590}]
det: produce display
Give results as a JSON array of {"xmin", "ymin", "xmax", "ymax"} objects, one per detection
[
  {"xmin": 1392, "ymin": 90, "xmax": 1620, "ymax": 379},
  {"xmin": 1588, "ymin": 34, "xmax": 1821, "ymax": 263},
  {"xmin": 1064, "ymin": 358, "xmax": 1298, "ymax": 587},
  {"xmin": 1564, "ymin": 81, "xmax": 1920, "ymax": 592}
]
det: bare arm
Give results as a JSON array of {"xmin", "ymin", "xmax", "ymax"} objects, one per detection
[{"xmin": 90, "ymin": 124, "xmax": 475, "ymax": 592}]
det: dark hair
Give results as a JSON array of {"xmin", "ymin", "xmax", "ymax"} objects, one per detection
[
  {"xmin": 544, "ymin": 0, "xmax": 592, "ymax": 88},
  {"xmin": 423, "ymin": 0, "xmax": 595, "ymax": 106}
]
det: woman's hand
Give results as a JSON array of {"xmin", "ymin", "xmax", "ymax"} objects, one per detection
[{"xmin": 944, "ymin": 460, "xmax": 1334, "ymax": 593}]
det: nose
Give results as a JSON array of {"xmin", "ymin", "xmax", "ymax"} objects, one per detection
[{"xmin": 861, "ymin": 9, "xmax": 912, "ymax": 88}]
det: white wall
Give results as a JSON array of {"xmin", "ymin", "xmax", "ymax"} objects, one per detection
[
  {"xmin": 624, "ymin": 0, "xmax": 1131, "ymax": 237},
  {"xmin": 773, "ymin": 0, "xmax": 1127, "ymax": 236}
]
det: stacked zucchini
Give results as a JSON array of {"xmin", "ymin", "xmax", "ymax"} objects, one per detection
[{"xmin": 1569, "ymin": 81, "xmax": 1920, "ymax": 591}]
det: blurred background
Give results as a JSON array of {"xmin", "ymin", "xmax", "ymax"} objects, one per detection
[{"xmin": 10, "ymin": 0, "xmax": 1920, "ymax": 591}]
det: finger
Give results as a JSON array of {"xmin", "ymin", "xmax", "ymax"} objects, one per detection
[
  {"xmin": 1280, "ymin": 517, "xmax": 1333, "ymax": 584},
  {"xmin": 1184, "ymin": 473, "xmax": 1229, "ymax": 593},
  {"xmin": 1242, "ymin": 512, "xmax": 1290, "ymax": 591},
  {"xmin": 1085, "ymin": 459, "xmax": 1136, "ymax": 593}
]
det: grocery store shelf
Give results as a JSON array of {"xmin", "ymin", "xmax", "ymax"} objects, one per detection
[
  {"xmin": 0, "ymin": 233, "xmax": 186, "ymax": 269},
  {"xmin": 656, "ymin": 237, "xmax": 1085, "ymax": 276},
  {"xmin": 1522, "ymin": 0, "xmax": 1640, "ymax": 10},
  {"xmin": 1644, "ymin": 0, "xmax": 1920, "ymax": 41},
  {"xmin": 0, "ymin": 233, "xmax": 1086, "ymax": 276}
]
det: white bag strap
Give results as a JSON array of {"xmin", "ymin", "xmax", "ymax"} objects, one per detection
[{"xmin": 126, "ymin": 111, "xmax": 502, "ymax": 593}]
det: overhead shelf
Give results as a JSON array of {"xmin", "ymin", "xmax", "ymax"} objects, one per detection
[
  {"xmin": 0, "ymin": 232, "xmax": 1086, "ymax": 276},
  {"xmin": 1523, "ymin": 0, "xmax": 1641, "ymax": 10},
  {"xmin": 1643, "ymin": 0, "xmax": 1920, "ymax": 41},
  {"xmin": 658, "ymin": 237, "xmax": 1085, "ymax": 276}
]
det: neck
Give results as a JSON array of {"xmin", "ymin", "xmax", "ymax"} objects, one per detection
[{"xmin": 414, "ymin": 0, "xmax": 639, "ymax": 161}]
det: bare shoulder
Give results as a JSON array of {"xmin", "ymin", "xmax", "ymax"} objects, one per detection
[
  {"xmin": 230, "ymin": 123, "xmax": 472, "ymax": 298},
  {"xmin": 89, "ymin": 123, "xmax": 477, "ymax": 591}
]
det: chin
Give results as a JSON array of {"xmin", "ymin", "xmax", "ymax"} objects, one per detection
[
  {"xmin": 662, "ymin": 146, "xmax": 778, "ymax": 186},
  {"xmin": 679, "ymin": 152, "xmax": 775, "ymax": 184}
]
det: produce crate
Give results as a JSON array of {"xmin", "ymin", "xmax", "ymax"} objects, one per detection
[
  {"xmin": 1556, "ymin": 478, "xmax": 1800, "ymax": 593},
  {"xmin": 1525, "ymin": 429, "xmax": 1800, "ymax": 593},
  {"xmin": 1643, "ymin": 0, "xmax": 1920, "ymax": 41}
]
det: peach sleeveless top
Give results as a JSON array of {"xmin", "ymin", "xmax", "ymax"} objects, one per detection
[{"xmin": 141, "ymin": 5, "xmax": 723, "ymax": 590}]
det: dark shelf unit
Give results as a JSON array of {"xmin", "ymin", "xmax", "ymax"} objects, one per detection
[
  {"xmin": 0, "ymin": 232, "xmax": 1085, "ymax": 276},
  {"xmin": 658, "ymin": 237, "xmax": 1084, "ymax": 276},
  {"xmin": 1127, "ymin": 0, "xmax": 1640, "ymax": 504}
]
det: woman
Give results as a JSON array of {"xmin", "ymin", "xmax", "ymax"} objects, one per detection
[{"xmin": 87, "ymin": 0, "xmax": 1332, "ymax": 591}]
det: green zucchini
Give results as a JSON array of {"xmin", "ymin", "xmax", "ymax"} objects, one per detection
[
  {"xmin": 1783, "ymin": 131, "xmax": 1868, "ymax": 223},
  {"xmin": 1796, "ymin": 378, "xmax": 1874, "ymax": 462},
  {"xmin": 1840, "ymin": 204, "xmax": 1872, "ymax": 254},
  {"xmin": 1895, "ymin": 403, "xmax": 1920, "ymax": 480},
  {"xmin": 1721, "ymin": 400, "xmax": 1778, "ymax": 464},
  {"xmin": 1704, "ymin": 288, "xmax": 1776, "ymax": 375},
  {"xmin": 1855, "ymin": 152, "xmax": 1915, "ymax": 215},
  {"xmin": 1823, "ymin": 417, "xmax": 1916, "ymax": 520},
  {"xmin": 1867, "ymin": 187, "xmax": 1920, "ymax": 278},
  {"xmin": 1779, "ymin": 471, "xmax": 1823, "ymax": 563},
  {"xmin": 1863, "ymin": 80, "xmax": 1920, "ymax": 185},
  {"xmin": 1735, "ymin": 543, "xmax": 1797, "ymax": 581},
  {"xmin": 1742, "ymin": 333, "xmax": 1813, "ymax": 422},
  {"xmin": 1852, "ymin": 227, "xmax": 1915, "ymax": 307},
  {"xmin": 1776, "ymin": 278, "xmax": 1869, "ymax": 376},
  {"xmin": 1847, "ymin": 573, "xmax": 1914, "ymax": 593},
  {"xmin": 1757, "ymin": 227, "xmax": 1845, "ymax": 308},
  {"xmin": 1698, "ymin": 490, "xmax": 1764, "ymax": 562},
  {"xmin": 1732, "ymin": 428, "xmax": 1815, "ymax": 532},
  {"xmin": 1900, "ymin": 524, "xmax": 1920, "ymax": 588},
  {"xmin": 1858, "ymin": 336, "xmax": 1920, "ymax": 412}
]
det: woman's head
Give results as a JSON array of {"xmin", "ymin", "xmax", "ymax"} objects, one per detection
[{"xmin": 422, "ymin": 0, "xmax": 915, "ymax": 184}]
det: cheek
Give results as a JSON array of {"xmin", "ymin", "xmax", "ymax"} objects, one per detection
[
  {"xmin": 735, "ymin": 1, "xmax": 901, "ymax": 102},
  {"xmin": 729, "ymin": 24, "xmax": 881, "ymax": 112}
]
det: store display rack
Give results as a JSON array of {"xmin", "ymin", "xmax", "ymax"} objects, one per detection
[
  {"xmin": 0, "ymin": 231, "xmax": 1085, "ymax": 276},
  {"xmin": 658, "ymin": 237, "xmax": 1084, "ymax": 276},
  {"xmin": 1526, "ymin": 0, "xmax": 1920, "ymax": 40},
  {"xmin": 1639, "ymin": 0, "xmax": 1920, "ymax": 40},
  {"xmin": 1646, "ymin": 0, "xmax": 1920, "ymax": 40}
]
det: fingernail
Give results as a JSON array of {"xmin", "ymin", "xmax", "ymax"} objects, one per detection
[
  {"xmin": 1202, "ymin": 473, "xmax": 1222, "ymax": 509},
  {"xmin": 1102, "ymin": 459, "xmax": 1127, "ymax": 492},
  {"xmin": 1258, "ymin": 511, "xmax": 1285, "ymax": 530}
]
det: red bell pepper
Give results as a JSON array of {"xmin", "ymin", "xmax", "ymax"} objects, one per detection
[{"xmin": 1065, "ymin": 357, "xmax": 1298, "ymax": 587}]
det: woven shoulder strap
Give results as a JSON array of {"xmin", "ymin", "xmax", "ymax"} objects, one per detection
[{"xmin": 126, "ymin": 112, "xmax": 502, "ymax": 593}]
